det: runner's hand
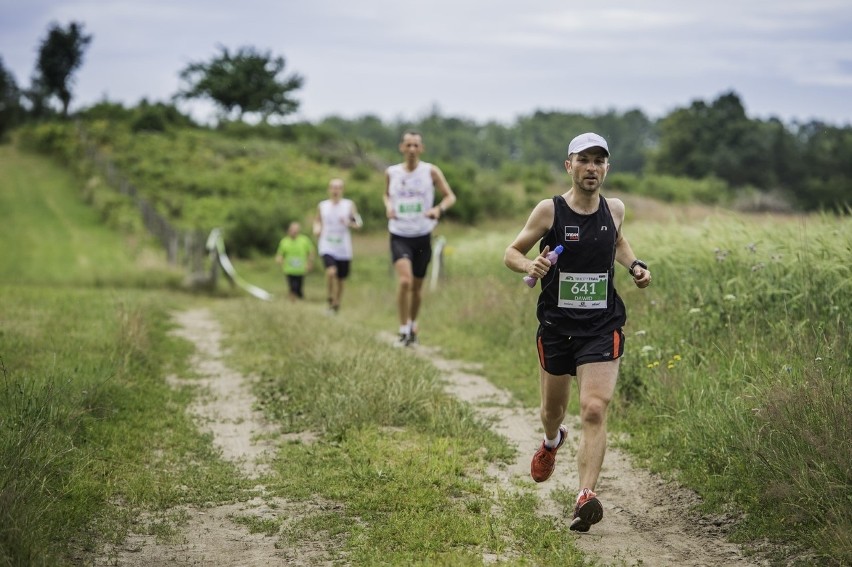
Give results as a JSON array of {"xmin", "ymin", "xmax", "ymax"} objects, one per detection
[
  {"xmin": 528, "ymin": 245, "xmax": 554, "ymax": 279},
  {"xmin": 631, "ymin": 265, "xmax": 651, "ymax": 288}
]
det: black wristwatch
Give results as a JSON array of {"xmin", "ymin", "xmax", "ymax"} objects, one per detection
[{"xmin": 628, "ymin": 259, "xmax": 647, "ymax": 275}]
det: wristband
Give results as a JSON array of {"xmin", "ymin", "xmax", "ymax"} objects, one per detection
[{"xmin": 629, "ymin": 259, "xmax": 647, "ymax": 275}]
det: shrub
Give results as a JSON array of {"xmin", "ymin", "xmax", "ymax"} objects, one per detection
[{"xmin": 224, "ymin": 202, "xmax": 296, "ymax": 257}]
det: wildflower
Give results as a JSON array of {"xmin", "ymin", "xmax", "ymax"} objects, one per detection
[
  {"xmin": 635, "ymin": 330, "xmax": 647, "ymax": 336},
  {"xmin": 815, "ymin": 357, "xmax": 823, "ymax": 362},
  {"xmin": 724, "ymin": 294, "xmax": 736, "ymax": 302},
  {"xmin": 688, "ymin": 307, "xmax": 701, "ymax": 315},
  {"xmin": 715, "ymin": 248, "xmax": 729, "ymax": 262},
  {"xmin": 667, "ymin": 363, "xmax": 675, "ymax": 369},
  {"xmin": 745, "ymin": 242, "xmax": 757, "ymax": 253},
  {"xmin": 641, "ymin": 345, "xmax": 655, "ymax": 354},
  {"xmin": 673, "ymin": 354, "xmax": 682, "ymax": 361}
]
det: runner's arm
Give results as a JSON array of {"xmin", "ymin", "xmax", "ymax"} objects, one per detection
[{"xmin": 504, "ymin": 199, "xmax": 555, "ymax": 278}]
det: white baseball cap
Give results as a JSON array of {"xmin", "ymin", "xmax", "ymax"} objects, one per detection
[{"xmin": 568, "ymin": 132, "xmax": 609, "ymax": 157}]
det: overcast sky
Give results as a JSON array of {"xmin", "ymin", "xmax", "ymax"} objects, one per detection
[{"xmin": 2, "ymin": 0, "xmax": 851, "ymax": 127}]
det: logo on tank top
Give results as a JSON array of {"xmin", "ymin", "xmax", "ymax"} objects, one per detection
[{"xmin": 565, "ymin": 226, "xmax": 580, "ymax": 241}]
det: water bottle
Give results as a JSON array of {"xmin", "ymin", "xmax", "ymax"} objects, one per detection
[{"xmin": 523, "ymin": 245, "xmax": 564, "ymax": 287}]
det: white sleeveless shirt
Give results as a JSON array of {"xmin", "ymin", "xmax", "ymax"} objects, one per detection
[
  {"xmin": 386, "ymin": 161, "xmax": 437, "ymax": 237},
  {"xmin": 317, "ymin": 198, "xmax": 355, "ymax": 260}
]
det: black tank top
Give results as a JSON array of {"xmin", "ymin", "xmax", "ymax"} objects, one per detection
[{"xmin": 536, "ymin": 194, "xmax": 627, "ymax": 336}]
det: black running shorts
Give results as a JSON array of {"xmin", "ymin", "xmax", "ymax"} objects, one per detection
[
  {"xmin": 322, "ymin": 255, "xmax": 351, "ymax": 279},
  {"xmin": 390, "ymin": 233, "xmax": 432, "ymax": 279},
  {"xmin": 536, "ymin": 325, "xmax": 625, "ymax": 376}
]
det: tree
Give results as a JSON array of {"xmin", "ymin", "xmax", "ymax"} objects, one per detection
[
  {"xmin": 794, "ymin": 122, "xmax": 852, "ymax": 211},
  {"xmin": 0, "ymin": 56, "xmax": 23, "ymax": 138},
  {"xmin": 649, "ymin": 91, "xmax": 771, "ymax": 188},
  {"xmin": 176, "ymin": 46, "xmax": 303, "ymax": 123},
  {"xmin": 33, "ymin": 21, "xmax": 92, "ymax": 117}
]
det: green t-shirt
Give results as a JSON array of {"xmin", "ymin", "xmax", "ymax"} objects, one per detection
[{"xmin": 277, "ymin": 235, "xmax": 314, "ymax": 276}]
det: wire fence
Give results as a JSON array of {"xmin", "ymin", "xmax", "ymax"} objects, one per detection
[{"xmin": 76, "ymin": 125, "xmax": 209, "ymax": 278}]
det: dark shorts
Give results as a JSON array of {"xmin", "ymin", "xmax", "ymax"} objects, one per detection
[
  {"xmin": 286, "ymin": 275, "xmax": 304, "ymax": 298},
  {"xmin": 536, "ymin": 325, "xmax": 625, "ymax": 376},
  {"xmin": 390, "ymin": 233, "xmax": 432, "ymax": 279},
  {"xmin": 322, "ymin": 255, "xmax": 351, "ymax": 279}
]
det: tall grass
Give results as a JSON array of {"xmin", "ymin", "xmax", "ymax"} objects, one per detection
[
  {"xmin": 0, "ymin": 145, "xmax": 239, "ymax": 565},
  {"xmin": 617, "ymin": 213, "xmax": 851, "ymax": 563},
  {"xmin": 0, "ymin": 288, "xmax": 172, "ymax": 565},
  {"xmin": 372, "ymin": 211, "xmax": 850, "ymax": 564}
]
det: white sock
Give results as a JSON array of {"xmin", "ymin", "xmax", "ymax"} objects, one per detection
[
  {"xmin": 399, "ymin": 324, "xmax": 410, "ymax": 335},
  {"xmin": 410, "ymin": 320, "xmax": 418, "ymax": 333},
  {"xmin": 544, "ymin": 429, "xmax": 562, "ymax": 449}
]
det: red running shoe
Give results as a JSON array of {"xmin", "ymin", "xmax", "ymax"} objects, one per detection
[
  {"xmin": 530, "ymin": 424, "xmax": 568, "ymax": 482},
  {"xmin": 569, "ymin": 488, "xmax": 604, "ymax": 532}
]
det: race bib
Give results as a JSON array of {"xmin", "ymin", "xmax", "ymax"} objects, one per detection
[
  {"xmin": 397, "ymin": 198, "xmax": 423, "ymax": 217},
  {"xmin": 558, "ymin": 272, "xmax": 608, "ymax": 309}
]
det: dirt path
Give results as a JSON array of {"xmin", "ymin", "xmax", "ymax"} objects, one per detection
[
  {"xmin": 99, "ymin": 308, "xmax": 769, "ymax": 566},
  {"xmin": 97, "ymin": 308, "xmax": 333, "ymax": 566},
  {"xmin": 412, "ymin": 343, "xmax": 770, "ymax": 567}
]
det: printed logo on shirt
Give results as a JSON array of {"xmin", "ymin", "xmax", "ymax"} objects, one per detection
[{"xmin": 565, "ymin": 226, "xmax": 580, "ymax": 241}]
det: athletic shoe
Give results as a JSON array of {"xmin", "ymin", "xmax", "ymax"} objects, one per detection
[
  {"xmin": 569, "ymin": 488, "xmax": 603, "ymax": 532},
  {"xmin": 405, "ymin": 331, "xmax": 418, "ymax": 346},
  {"xmin": 530, "ymin": 424, "xmax": 568, "ymax": 482},
  {"xmin": 394, "ymin": 333, "xmax": 409, "ymax": 347}
]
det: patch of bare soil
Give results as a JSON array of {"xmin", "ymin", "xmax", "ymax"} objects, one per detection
[{"xmin": 408, "ymin": 339, "xmax": 772, "ymax": 567}]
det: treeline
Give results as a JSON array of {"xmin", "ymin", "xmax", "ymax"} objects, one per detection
[{"xmin": 311, "ymin": 91, "xmax": 850, "ymax": 213}]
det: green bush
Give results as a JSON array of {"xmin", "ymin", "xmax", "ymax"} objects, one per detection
[
  {"xmin": 17, "ymin": 122, "xmax": 78, "ymax": 163},
  {"xmin": 636, "ymin": 174, "xmax": 731, "ymax": 204},
  {"xmin": 225, "ymin": 201, "xmax": 297, "ymax": 257}
]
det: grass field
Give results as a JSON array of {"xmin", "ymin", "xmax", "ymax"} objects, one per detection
[{"xmin": 1, "ymin": 142, "xmax": 850, "ymax": 566}]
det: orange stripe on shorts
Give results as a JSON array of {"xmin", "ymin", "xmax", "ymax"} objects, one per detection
[
  {"xmin": 612, "ymin": 330, "xmax": 621, "ymax": 359},
  {"xmin": 537, "ymin": 335, "xmax": 545, "ymax": 368}
]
